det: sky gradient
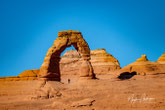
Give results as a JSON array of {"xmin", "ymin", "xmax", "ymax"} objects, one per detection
[{"xmin": 0, "ymin": 0, "xmax": 165, "ymax": 77}]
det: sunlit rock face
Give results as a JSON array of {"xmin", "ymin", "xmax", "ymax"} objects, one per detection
[
  {"xmin": 38, "ymin": 30, "xmax": 95, "ymax": 81},
  {"xmin": 157, "ymin": 53, "xmax": 165, "ymax": 63},
  {"xmin": 119, "ymin": 54, "xmax": 165, "ymax": 75},
  {"xmin": 60, "ymin": 49, "xmax": 121, "ymax": 75},
  {"xmin": 0, "ymin": 69, "xmax": 39, "ymax": 81},
  {"xmin": 136, "ymin": 55, "xmax": 148, "ymax": 62},
  {"xmin": 90, "ymin": 49, "xmax": 120, "ymax": 74},
  {"xmin": 60, "ymin": 49, "xmax": 82, "ymax": 75}
]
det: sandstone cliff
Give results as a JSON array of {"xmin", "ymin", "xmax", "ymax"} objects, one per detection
[
  {"xmin": 157, "ymin": 53, "xmax": 165, "ymax": 62},
  {"xmin": 90, "ymin": 49, "xmax": 120, "ymax": 74},
  {"xmin": 0, "ymin": 69, "xmax": 39, "ymax": 81},
  {"xmin": 0, "ymin": 49, "xmax": 120, "ymax": 81},
  {"xmin": 60, "ymin": 49, "xmax": 120, "ymax": 75},
  {"xmin": 119, "ymin": 54, "xmax": 165, "ymax": 75},
  {"xmin": 60, "ymin": 49, "xmax": 82, "ymax": 75},
  {"xmin": 2, "ymin": 52, "xmax": 165, "ymax": 81}
]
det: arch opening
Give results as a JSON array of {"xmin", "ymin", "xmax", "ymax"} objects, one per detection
[{"xmin": 60, "ymin": 45, "xmax": 76, "ymax": 57}]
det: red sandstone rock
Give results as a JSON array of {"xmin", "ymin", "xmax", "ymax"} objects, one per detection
[
  {"xmin": 0, "ymin": 70, "xmax": 39, "ymax": 81},
  {"xmin": 60, "ymin": 49, "xmax": 120, "ymax": 75},
  {"xmin": 60, "ymin": 49, "xmax": 81, "ymax": 75},
  {"xmin": 157, "ymin": 53, "xmax": 165, "ymax": 62},
  {"xmin": 136, "ymin": 55, "xmax": 148, "ymax": 62},
  {"xmin": 18, "ymin": 69, "xmax": 39, "ymax": 77},
  {"xmin": 119, "ymin": 54, "xmax": 165, "ymax": 75},
  {"xmin": 39, "ymin": 30, "xmax": 95, "ymax": 81},
  {"xmin": 91, "ymin": 49, "xmax": 120, "ymax": 74}
]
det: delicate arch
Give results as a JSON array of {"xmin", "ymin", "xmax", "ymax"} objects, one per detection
[{"xmin": 39, "ymin": 30, "xmax": 95, "ymax": 81}]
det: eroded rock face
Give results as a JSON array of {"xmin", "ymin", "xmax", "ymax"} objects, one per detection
[
  {"xmin": 0, "ymin": 69, "xmax": 39, "ymax": 81},
  {"xmin": 39, "ymin": 30, "xmax": 95, "ymax": 81},
  {"xmin": 60, "ymin": 49, "xmax": 120, "ymax": 75},
  {"xmin": 119, "ymin": 54, "xmax": 165, "ymax": 75},
  {"xmin": 136, "ymin": 55, "xmax": 148, "ymax": 62},
  {"xmin": 157, "ymin": 53, "xmax": 165, "ymax": 62},
  {"xmin": 18, "ymin": 69, "xmax": 39, "ymax": 77},
  {"xmin": 91, "ymin": 49, "xmax": 120, "ymax": 74},
  {"xmin": 60, "ymin": 49, "xmax": 81, "ymax": 75}
]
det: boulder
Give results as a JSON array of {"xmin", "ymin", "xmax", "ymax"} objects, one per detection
[{"xmin": 71, "ymin": 98, "xmax": 95, "ymax": 107}]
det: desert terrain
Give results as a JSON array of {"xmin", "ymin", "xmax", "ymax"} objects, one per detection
[{"xmin": 0, "ymin": 74, "xmax": 165, "ymax": 110}]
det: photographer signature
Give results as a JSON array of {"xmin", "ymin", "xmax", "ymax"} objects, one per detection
[{"xmin": 128, "ymin": 93, "xmax": 155, "ymax": 103}]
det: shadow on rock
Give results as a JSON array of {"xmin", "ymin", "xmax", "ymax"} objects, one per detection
[{"xmin": 118, "ymin": 71, "xmax": 137, "ymax": 80}]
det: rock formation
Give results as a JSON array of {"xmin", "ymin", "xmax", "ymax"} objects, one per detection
[
  {"xmin": 136, "ymin": 55, "xmax": 148, "ymax": 62},
  {"xmin": 60, "ymin": 49, "xmax": 81, "ymax": 75},
  {"xmin": 0, "ymin": 69, "xmax": 39, "ymax": 81},
  {"xmin": 119, "ymin": 54, "xmax": 165, "ymax": 75},
  {"xmin": 2, "ymin": 52, "xmax": 165, "ymax": 81},
  {"xmin": 0, "ymin": 48, "xmax": 120, "ymax": 82},
  {"xmin": 18, "ymin": 69, "xmax": 39, "ymax": 77},
  {"xmin": 71, "ymin": 98, "xmax": 95, "ymax": 107},
  {"xmin": 90, "ymin": 49, "xmax": 120, "ymax": 74},
  {"xmin": 60, "ymin": 49, "xmax": 120, "ymax": 75},
  {"xmin": 157, "ymin": 53, "xmax": 165, "ymax": 62},
  {"xmin": 39, "ymin": 30, "xmax": 96, "ymax": 81},
  {"xmin": 0, "ymin": 28, "xmax": 164, "ymax": 82}
]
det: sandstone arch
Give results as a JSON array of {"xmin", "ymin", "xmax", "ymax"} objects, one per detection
[{"xmin": 39, "ymin": 30, "xmax": 96, "ymax": 81}]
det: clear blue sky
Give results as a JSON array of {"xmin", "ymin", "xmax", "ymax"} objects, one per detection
[{"xmin": 0, "ymin": 0, "xmax": 165, "ymax": 77}]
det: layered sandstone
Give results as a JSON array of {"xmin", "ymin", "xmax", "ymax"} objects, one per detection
[
  {"xmin": 0, "ymin": 69, "xmax": 39, "ymax": 81},
  {"xmin": 120, "ymin": 54, "xmax": 165, "ymax": 75},
  {"xmin": 157, "ymin": 53, "xmax": 165, "ymax": 62},
  {"xmin": 60, "ymin": 49, "xmax": 81, "ymax": 75},
  {"xmin": 18, "ymin": 69, "xmax": 39, "ymax": 77},
  {"xmin": 60, "ymin": 49, "xmax": 120, "ymax": 75},
  {"xmin": 90, "ymin": 49, "xmax": 120, "ymax": 74}
]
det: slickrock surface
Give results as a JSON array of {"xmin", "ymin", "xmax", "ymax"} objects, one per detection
[
  {"xmin": 0, "ymin": 74, "xmax": 165, "ymax": 110},
  {"xmin": 60, "ymin": 49, "xmax": 120, "ymax": 75},
  {"xmin": 119, "ymin": 54, "xmax": 165, "ymax": 75}
]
